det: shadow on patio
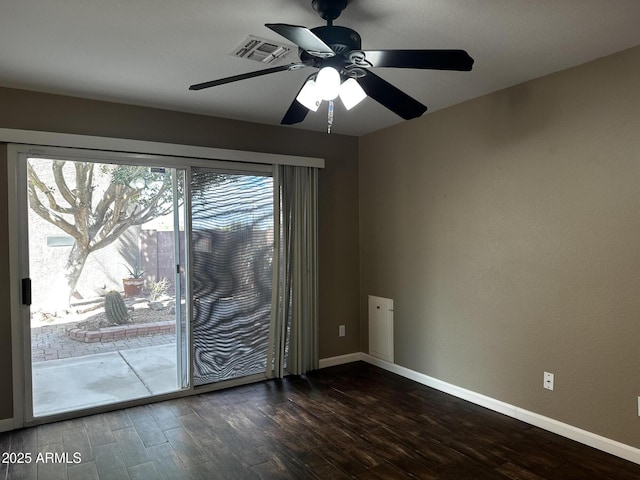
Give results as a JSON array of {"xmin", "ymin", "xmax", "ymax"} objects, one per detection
[{"xmin": 31, "ymin": 308, "xmax": 179, "ymax": 417}]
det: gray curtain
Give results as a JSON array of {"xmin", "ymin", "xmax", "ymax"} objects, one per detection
[{"xmin": 267, "ymin": 164, "xmax": 319, "ymax": 378}]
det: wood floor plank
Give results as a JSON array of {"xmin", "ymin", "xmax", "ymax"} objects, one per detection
[
  {"xmin": 102, "ymin": 409, "xmax": 133, "ymax": 432},
  {"xmin": 164, "ymin": 426, "xmax": 209, "ymax": 467},
  {"xmin": 186, "ymin": 459, "xmax": 260, "ymax": 480},
  {"xmin": 0, "ymin": 430, "xmax": 10, "ymax": 452},
  {"xmin": 127, "ymin": 461, "xmax": 161, "ymax": 480},
  {"xmin": 6, "ymin": 361, "xmax": 640, "ymax": 480},
  {"xmin": 35, "ymin": 443, "xmax": 67, "ymax": 480},
  {"xmin": 353, "ymin": 460, "xmax": 414, "ymax": 480},
  {"xmin": 127, "ymin": 408, "xmax": 167, "ymax": 448},
  {"xmin": 183, "ymin": 461, "xmax": 220, "ymax": 480},
  {"xmin": 67, "ymin": 460, "xmax": 100, "ymax": 480},
  {"xmin": 439, "ymin": 461, "xmax": 509, "ymax": 480},
  {"xmin": 177, "ymin": 411, "xmax": 225, "ymax": 452},
  {"xmin": 61, "ymin": 426, "xmax": 93, "ymax": 463},
  {"xmin": 167, "ymin": 398, "xmax": 197, "ymax": 417},
  {"xmin": 213, "ymin": 426, "xmax": 269, "ymax": 467},
  {"xmin": 313, "ymin": 442, "xmax": 370, "ymax": 477},
  {"xmin": 496, "ymin": 462, "xmax": 548, "ymax": 480},
  {"xmin": 6, "ymin": 428, "xmax": 38, "ymax": 480},
  {"xmin": 148, "ymin": 402, "xmax": 185, "ymax": 431},
  {"xmin": 146, "ymin": 442, "xmax": 193, "ymax": 480},
  {"xmin": 249, "ymin": 449, "xmax": 319, "ymax": 480},
  {"xmin": 36, "ymin": 421, "xmax": 64, "ymax": 447},
  {"xmin": 112, "ymin": 426, "xmax": 150, "ymax": 467},
  {"xmin": 207, "ymin": 445, "xmax": 262, "ymax": 479},
  {"xmin": 83, "ymin": 414, "xmax": 116, "ymax": 448},
  {"xmin": 5, "ymin": 460, "xmax": 37, "ymax": 480},
  {"xmin": 92, "ymin": 443, "xmax": 129, "ymax": 480},
  {"xmin": 286, "ymin": 449, "xmax": 352, "ymax": 480}
]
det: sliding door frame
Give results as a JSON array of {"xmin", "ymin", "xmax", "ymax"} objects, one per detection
[
  {"xmin": 4, "ymin": 128, "xmax": 323, "ymax": 429},
  {"xmin": 12, "ymin": 146, "xmax": 195, "ymax": 425}
]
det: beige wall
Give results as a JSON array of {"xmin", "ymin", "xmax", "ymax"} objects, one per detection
[
  {"xmin": 359, "ymin": 45, "xmax": 640, "ymax": 447},
  {"xmin": 0, "ymin": 88, "xmax": 360, "ymax": 421}
]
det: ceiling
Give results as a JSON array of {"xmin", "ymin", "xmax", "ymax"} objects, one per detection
[{"xmin": 1, "ymin": 1, "xmax": 640, "ymax": 136}]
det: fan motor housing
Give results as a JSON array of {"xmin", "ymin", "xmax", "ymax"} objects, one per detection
[
  {"xmin": 300, "ymin": 25, "xmax": 361, "ymax": 62},
  {"xmin": 312, "ymin": 0, "xmax": 348, "ymax": 21}
]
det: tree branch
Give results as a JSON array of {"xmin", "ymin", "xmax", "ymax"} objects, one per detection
[
  {"xmin": 28, "ymin": 162, "xmax": 75, "ymax": 215},
  {"xmin": 93, "ymin": 183, "xmax": 117, "ymax": 227},
  {"xmin": 90, "ymin": 181, "xmax": 170, "ymax": 250},
  {"xmin": 91, "ymin": 216, "xmax": 137, "ymax": 251},
  {"xmin": 52, "ymin": 161, "xmax": 76, "ymax": 206},
  {"xmin": 90, "ymin": 184, "xmax": 130, "ymax": 249},
  {"xmin": 129, "ymin": 181, "xmax": 172, "ymax": 225},
  {"xmin": 27, "ymin": 185, "xmax": 80, "ymax": 239},
  {"xmin": 72, "ymin": 162, "xmax": 92, "ymax": 246}
]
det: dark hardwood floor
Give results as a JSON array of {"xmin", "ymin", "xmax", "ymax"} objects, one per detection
[{"xmin": 2, "ymin": 361, "xmax": 640, "ymax": 479}]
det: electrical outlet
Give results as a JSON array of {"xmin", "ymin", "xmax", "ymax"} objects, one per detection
[
  {"xmin": 339, "ymin": 325, "xmax": 345, "ymax": 337},
  {"xmin": 544, "ymin": 372, "xmax": 554, "ymax": 391}
]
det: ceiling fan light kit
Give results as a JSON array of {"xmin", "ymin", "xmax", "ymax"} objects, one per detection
[
  {"xmin": 296, "ymin": 78, "xmax": 321, "ymax": 111},
  {"xmin": 339, "ymin": 77, "xmax": 367, "ymax": 110},
  {"xmin": 296, "ymin": 70, "xmax": 367, "ymax": 110},
  {"xmin": 316, "ymin": 66, "xmax": 341, "ymax": 100},
  {"xmin": 189, "ymin": 0, "xmax": 474, "ymax": 131}
]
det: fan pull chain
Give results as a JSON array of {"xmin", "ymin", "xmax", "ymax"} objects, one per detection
[{"xmin": 327, "ymin": 99, "xmax": 334, "ymax": 134}]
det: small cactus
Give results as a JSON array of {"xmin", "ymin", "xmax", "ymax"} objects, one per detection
[{"xmin": 104, "ymin": 290, "xmax": 129, "ymax": 325}]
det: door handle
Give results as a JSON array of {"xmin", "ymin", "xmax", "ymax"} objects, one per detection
[{"xmin": 22, "ymin": 278, "xmax": 32, "ymax": 306}]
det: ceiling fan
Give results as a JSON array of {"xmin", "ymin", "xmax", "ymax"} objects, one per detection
[{"xmin": 189, "ymin": 0, "xmax": 474, "ymax": 128}]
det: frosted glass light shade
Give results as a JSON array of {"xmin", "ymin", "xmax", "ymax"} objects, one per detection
[
  {"xmin": 316, "ymin": 67, "xmax": 341, "ymax": 100},
  {"xmin": 339, "ymin": 78, "xmax": 367, "ymax": 110},
  {"xmin": 296, "ymin": 79, "xmax": 321, "ymax": 111}
]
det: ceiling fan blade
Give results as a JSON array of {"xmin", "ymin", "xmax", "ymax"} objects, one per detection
[
  {"xmin": 358, "ymin": 71, "xmax": 427, "ymax": 120},
  {"xmin": 265, "ymin": 23, "xmax": 335, "ymax": 58},
  {"xmin": 358, "ymin": 49, "xmax": 474, "ymax": 71},
  {"xmin": 281, "ymin": 74, "xmax": 315, "ymax": 125},
  {"xmin": 281, "ymin": 99, "xmax": 310, "ymax": 125},
  {"xmin": 189, "ymin": 62, "xmax": 308, "ymax": 91}
]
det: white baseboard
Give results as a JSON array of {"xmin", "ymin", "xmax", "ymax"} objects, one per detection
[
  {"xmin": 513, "ymin": 408, "xmax": 640, "ymax": 465},
  {"xmin": 318, "ymin": 352, "xmax": 640, "ymax": 465},
  {"xmin": 318, "ymin": 352, "xmax": 364, "ymax": 369},
  {"xmin": 0, "ymin": 417, "xmax": 16, "ymax": 433}
]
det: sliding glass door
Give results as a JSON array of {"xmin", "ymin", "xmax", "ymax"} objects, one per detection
[
  {"xmin": 23, "ymin": 154, "xmax": 188, "ymax": 418},
  {"xmin": 8, "ymin": 138, "xmax": 320, "ymax": 426},
  {"xmin": 190, "ymin": 168, "xmax": 274, "ymax": 385},
  {"xmin": 22, "ymin": 156, "xmax": 277, "ymax": 416}
]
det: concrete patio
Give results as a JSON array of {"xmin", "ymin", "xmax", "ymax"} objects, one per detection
[{"xmin": 32, "ymin": 343, "xmax": 180, "ymax": 417}]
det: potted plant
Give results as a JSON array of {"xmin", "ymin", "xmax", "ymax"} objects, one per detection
[{"xmin": 122, "ymin": 261, "xmax": 145, "ymax": 297}]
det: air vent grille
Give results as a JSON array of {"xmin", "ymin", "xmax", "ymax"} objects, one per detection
[{"xmin": 231, "ymin": 35, "xmax": 293, "ymax": 64}]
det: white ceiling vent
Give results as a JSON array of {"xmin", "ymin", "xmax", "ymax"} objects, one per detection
[{"xmin": 231, "ymin": 35, "xmax": 293, "ymax": 64}]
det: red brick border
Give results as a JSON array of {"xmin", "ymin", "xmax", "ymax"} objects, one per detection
[{"xmin": 67, "ymin": 320, "xmax": 176, "ymax": 343}]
